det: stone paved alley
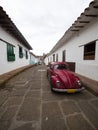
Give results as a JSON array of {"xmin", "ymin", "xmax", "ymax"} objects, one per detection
[{"xmin": 0, "ymin": 64, "xmax": 98, "ymax": 130}]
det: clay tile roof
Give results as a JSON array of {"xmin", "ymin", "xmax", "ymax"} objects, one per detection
[
  {"xmin": 0, "ymin": 6, "xmax": 32, "ymax": 50},
  {"xmin": 50, "ymin": 0, "xmax": 98, "ymax": 54}
]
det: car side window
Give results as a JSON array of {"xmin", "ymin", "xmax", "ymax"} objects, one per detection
[{"xmin": 54, "ymin": 65, "xmax": 58, "ymax": 70}]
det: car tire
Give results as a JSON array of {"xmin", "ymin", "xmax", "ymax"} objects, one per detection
[
  {"xmin": 47, "ymin": 74, "xmax": 54, "ymax": 92},
  {"xmin": 47, "ymin": 72, "xmax": 48, "ymax": 77},
  {"xmin": 47, "ymin": 74, "xmax": 51, "ymax": 81},
  {"xmin": 50, "ymin": 79, "xmax": 54, "ymax": 92}
]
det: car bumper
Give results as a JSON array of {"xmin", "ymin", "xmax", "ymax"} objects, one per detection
[{"xmin": 52, "ymin": 87, "xmax": 85, "ymax": 93}]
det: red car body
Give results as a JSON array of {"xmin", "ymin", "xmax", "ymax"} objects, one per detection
[{"xmin": 47, "ymin": 62, "xmax": 84, "ymax": 93}]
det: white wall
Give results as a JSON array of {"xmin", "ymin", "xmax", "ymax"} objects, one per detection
[
  {"xmin": 0, "ymin": 26, "xmax": 30, "ymax": 75},
  {"xmin": 45, "ymin": 18, "xmax": 98, "ymax": 81},
  {"xmin": 30, "ymin": 54, "xmax": 38, "ymax": 64}
]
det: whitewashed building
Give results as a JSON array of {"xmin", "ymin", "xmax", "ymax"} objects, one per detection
[
  {"xmin": 44, "ymin": 0, "xmax": 98, "ymax": 81},
  {"xmin": 0, "ymin": 6, "xmax": 33, "ymax": 75},
  {"xmin": 29, "ymin": 52, "xmax": 38, "ymax": 64}
]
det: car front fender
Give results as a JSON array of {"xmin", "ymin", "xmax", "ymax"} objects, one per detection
[{"xmin": 51, "ymin": 75, "xmax": 59, "ymax": 85}]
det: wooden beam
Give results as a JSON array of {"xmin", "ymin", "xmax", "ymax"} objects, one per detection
[
  {"xmin": 79, "ymin": 21, "xmax": 90, "ymax": 23},
  {"xmin": 85, "ymin": 14, "xmax": 97, "ymax": 17}
]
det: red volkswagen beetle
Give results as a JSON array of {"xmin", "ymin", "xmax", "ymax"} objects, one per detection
[{"xmin": 47, "ymin": 62, "xmax": 84, "ymax": 93}]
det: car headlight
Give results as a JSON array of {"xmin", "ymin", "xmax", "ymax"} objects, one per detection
[
  {"xmin": 56, "ymin": 81, "xmax": 60, "ymax": 87},
  {"xmin": 77, "ymin": 80, "xmax": 81, "ymax": 86}
]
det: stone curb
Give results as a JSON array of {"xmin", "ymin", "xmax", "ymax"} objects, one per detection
[
  {"xmin": 76, "ymin": 74, "xmax": 98, "ymax": 97},
  {"xmin": 0, "ymin": 64, "xmax": 36, "ymax": 88}
]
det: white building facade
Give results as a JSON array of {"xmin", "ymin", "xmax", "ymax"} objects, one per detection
[
  {"xmin": 44, "ymin": 0, "xmax": 98, "ymax": 81},
  {"xmin": 29, "ymin": 52, "xmax": 38, "ymax": 64},
  {"xmin": 0, "ymin": 7, "xmax": 32, "ymax": 75}
]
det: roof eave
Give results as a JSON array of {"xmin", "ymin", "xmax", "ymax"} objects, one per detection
[{"xmin": 0, "ymin": 6, "xmax": 32, "ymax": 50}]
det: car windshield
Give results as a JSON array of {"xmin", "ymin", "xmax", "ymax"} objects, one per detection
[{"xmin": 54, "ymin": 64, "xmax": 68, "ymax": 70}]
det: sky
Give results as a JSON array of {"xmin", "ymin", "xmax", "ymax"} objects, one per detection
[{"xmin": 0, "ymin": 0, "xmax": 92, "ymax": 56}]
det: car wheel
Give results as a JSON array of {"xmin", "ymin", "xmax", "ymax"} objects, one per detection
[
  {"xmin": 50, "ymin": 78, "xmax": 54, "ymax": 92},
  {"xmin": 47, "ymin": 74, "xmax": 51, "ymax": 81},
  {"xmin": 47, "ymin": 72, "xmax": 48, "ymax": 77}
]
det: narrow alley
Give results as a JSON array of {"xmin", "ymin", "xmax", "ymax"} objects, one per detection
[{"xmin": 0, "ymin": 64, "xmax": 98, "ymax": 130}]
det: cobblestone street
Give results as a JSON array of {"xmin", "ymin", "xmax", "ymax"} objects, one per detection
[{"xmin": 0, "ymin": 65, "xmax": 98, "ymax": 130}]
